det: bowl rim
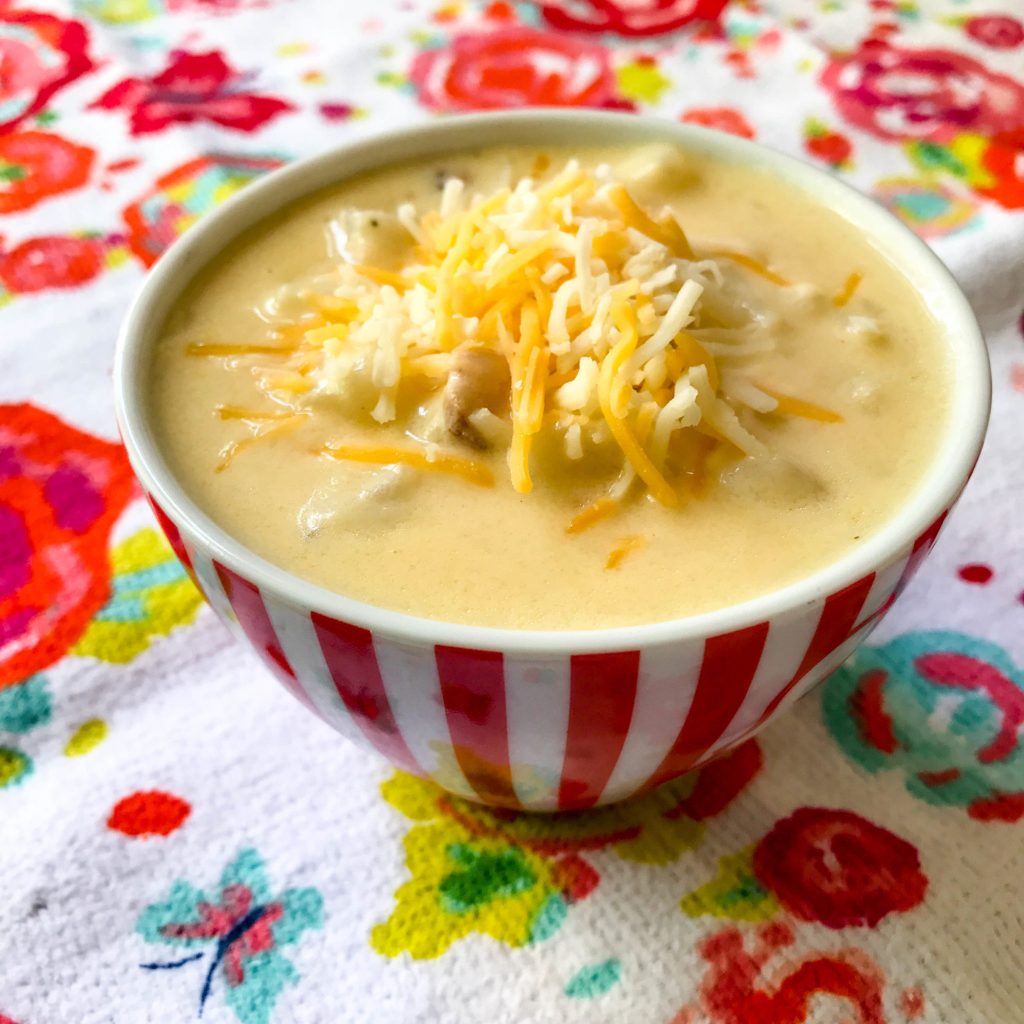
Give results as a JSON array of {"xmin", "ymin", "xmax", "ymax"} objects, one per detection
[{"xmin": 113, "ymin": 109, "xmax": 991, "ymax": 654}]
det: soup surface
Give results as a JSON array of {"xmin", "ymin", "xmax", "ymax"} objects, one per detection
[{"xmin": 152, "ymin": 143, "xmax": 949, "ymax": 629}]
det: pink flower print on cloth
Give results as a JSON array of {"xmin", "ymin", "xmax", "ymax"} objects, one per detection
[
  {"xmin": 0, "ymin": 404, "xmax": 135, "ymax": 689},
  {"xmin": 0, "ymin": 8, "xmax": 94, "ymax": 133},
  {"xmin": 92, "ymin": 49, "xmax": 294, "ymax": 136},
  {"xmin": 821, "ymin": 42, "xmax": 1024, "ymax": 142}
]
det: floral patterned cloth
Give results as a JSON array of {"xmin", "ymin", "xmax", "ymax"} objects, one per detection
[{"xmin": 1, "ymin": 2, "xmax": 1022, "ymax": 1022}]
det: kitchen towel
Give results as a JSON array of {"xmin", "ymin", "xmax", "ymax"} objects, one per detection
[{"xmin": 1, "ymin": 1, "xmax": 1023, "ymax": 1022}]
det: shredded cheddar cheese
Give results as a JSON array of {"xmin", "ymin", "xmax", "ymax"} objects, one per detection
[
  {"xmin": 351, "ymin": 264, "xmax": 409, "ymax": 290},
  {"xmin": 709, "ymin": 251, "xmax": 791, "ymax": 287},
  {"xmin": 189, "ymin": 342, "xmax": 296, "ymax": 357},
  {"xmin": 192, "ymin": 157, "xmax": 851, "ymax": 503},
  {"xmin": 832, "ymin": 271, "xmax": 863, "ymax": 308},
  {"xmin": 216, "ymin": 413, "xmax": 307, "ymax": 472},
  {"xmin": 606, "ymin": 534, "xmax": 648, "ymax": 570},
  {"xmin": 566, "ymin": 496, "xmax": 618, "ymax": 535},
  {"xmin": 320, "ymin": 443, "xmax": 495, "ymax": 488},
  {"xmin": 216, "ymin": 404, "xmax": 299, "ymax": 420},
  {"xmin": 760, "ymin": 388, "xmax": 844, "ymax": 423}
]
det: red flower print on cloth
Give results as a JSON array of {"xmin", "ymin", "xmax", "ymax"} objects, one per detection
[
  {"xmin": 965, "ymin": 14, "xmax": 1024, "ymax": 50},
  {"xmin": 806, "ymin": 131, "xmax": 852, "ymax": 165},
  {"xmin": 680, "ymin": 106, "xmax": 754, "ymax": 138},
  {"xmin": 804, "ymin": 117, "xmax": 853, "ymax": 168},
  {"xmin": 752, "ymin": 807, "xmax": 927, "ymax": 929},
  {"xmin": 977, "ymin": 129, "xmax": 1024, "ymax": 209},
  {"xmin": 0, "ymin": 405, "xmax": 135, "ymax": 689},
  {"xmin": 821, "ymin": 43, "xmax": 1024, "ymax": 142},
  {"xmin": 91, "ymin": 50, "xmax": 294, "ymax": 136},
  {"xmin": 0, "ymin": 235, "xmax": 107, "ymax": 294},
  {"xmin": 537, "ymin": 0, "xmax": 728, "ymax": 37},
  {"xmin": 694, "ymin": 921, "xmax": 887, "ymax": 1024},
  {"xmin": 410, "ymin": 28, "xmax": 619, "ymax": 111},
  {"xmin": 0, "ymin": 131, "xmax": 94, "ymax": 214},
  {"xmin": 108, "ymin": 791, "xmax": 192, "ymax": 838},
  {"xmin": 0, "ymin": 8, "xmax": 94, "ymax": 134}
]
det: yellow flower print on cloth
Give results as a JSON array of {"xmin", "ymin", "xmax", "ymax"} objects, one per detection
[
  {"xmin": 73, "ymin": 528, "xmax": 202, "ymax": 663},
  {"xmin": 372, "ymin": 741, "xmax": 762, "ymax": 959}
]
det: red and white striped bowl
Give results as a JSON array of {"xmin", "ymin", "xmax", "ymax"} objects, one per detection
[{"xmin": 114, "ymin": 112, "xmax": 990, "ymax": 811}]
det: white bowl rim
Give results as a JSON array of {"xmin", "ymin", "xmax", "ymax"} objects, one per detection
[{"xmin": 113, "ymin": 109, "xmax": 991, "ymax": 655}]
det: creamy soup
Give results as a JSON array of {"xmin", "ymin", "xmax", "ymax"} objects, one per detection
[{"xmin": 152, "ymin": 144, "xmax": 949, "ymax": 630}]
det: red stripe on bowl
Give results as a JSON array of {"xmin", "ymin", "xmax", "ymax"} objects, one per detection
[
  {"xmin": 213, "ymin": 561, "xmax": 318, "ymax": 713},
  {"xmin": 894, "ymin": 509, "xmax": 950, "ymax": 595},
  {"xmin": 311, "ymin": 612, "xmax": 422, "ymax": 775},
  {"xmin": 647, "ymin": 622, "xmax": 769, "ymax": 791},
  {"xmin": 435, "ymin": 645, "xmax": 519, "ymax": 808},
  {"xmin": 146, "ymin": 495, "xmax": 195, "ymax": 576},
  {"xmin": 558, "ymin": 651, "xmax": 640, "ymax": 810},
  {"xmin": 757, "ymin": 572, "xmax": 877, "ymax": 724}
]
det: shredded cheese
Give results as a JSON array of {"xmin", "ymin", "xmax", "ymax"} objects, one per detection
[
  {"xmin": 216, "ymin": 413, "xmax": 307, "ymax": 472},
  {"xmin": 759, "ymin": 387, "xmax": 844, "ymax": 423},
  {"xmin": 189, "ymin": 342, "xmax": 296, "ymax": 357},
  {"xmin": 606, "ymin": 534, "xmax": 648, "ymax": 570},
  {"xmin": 209, "ymin": 157, "xmax": 852, "ymax": 504},
  {"xmin": 352, "ymin": 264, "xmax": 409, "ymax": 290},
  {"xmin": 320, "ymin": 443, "xmax": 495, "ymax": 487},
  {"xmin": 566, "ymin": 496, "xmax": 618, "ymax": 535},
  {"xmin": 599, "ymin": 302, "xmax": 678, "ymax": 507},
  {"xmin": 710, "ymin": 251, "xmax": 791, "ymax": 287},
  {"xmin": 833, "ymin": 271, "xmax": 863, "ymax": 308}
]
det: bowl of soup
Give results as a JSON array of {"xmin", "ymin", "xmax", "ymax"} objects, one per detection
[{"xmin": 114, "ymin": 111, "xmax": 989, "ymax": 811}]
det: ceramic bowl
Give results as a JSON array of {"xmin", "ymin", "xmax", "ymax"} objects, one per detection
[{"xmin": 114, "ymin": 111, "xmax": 990, "ymax": 811}]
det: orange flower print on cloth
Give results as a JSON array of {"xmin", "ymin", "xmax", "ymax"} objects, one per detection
[
  {"xmin": 821, "ymin": 42, "xmax": 1024, "ymax": 143},
  {"xmin": 92, "ymin": 50, "xmax": 294, "ymax": 136},
  {"xmin": 803, "ymin": 117, "xmax": 853, "ymax": 169},
  {"xmin": 0, "ymin": 8, "xmax": 94, "ymax": 134},
  {"xmin": 0, "ymin": 132, "xmax": 94, "ymax": 214},
  {"xmin": 410, "ymin": 27, "xmax": 623, "ymax": 111},
  {"xmin": 0, "ymin": 234, "xmax": 110, "ymax": 295},
  {"xmin": 975, "ymin": 130, "xmax": 1024, "ymax": 208},
  {"xmin": 537, "ymin": 0, "xmax": 728, "ymax": 37},
  {"xmin": 0, "ymin": 153, "xmax": 282, "ymax": 302},
  {"xmin": 123, "ymin": 154, "xmax": 285, "ymax": 267},
  {"xmin": 684, "ymin": 921, "xmax": 889, "ymax": 1024},
  {"xmin": 680, "ymin": 106, "xmax": 755, "ymax": 138},
  {"xmin": 824, "ymin": 631, "xmax": 1024, "ymax": 822},
  {"xmin": 0, "ymin": 404, "xmax": 135, "ymax": 689},
  {"xmin": 373, "ymin": 741, "xmax": 761, "ymax": 959},
  {"xmin": 682, "ymin": 807, "xmax": 927, "ymax": 930}
]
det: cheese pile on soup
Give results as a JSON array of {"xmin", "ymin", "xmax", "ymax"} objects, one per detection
[{"xmin": 152, "ymin": 144, "xmax": 949, "ymax": 630}]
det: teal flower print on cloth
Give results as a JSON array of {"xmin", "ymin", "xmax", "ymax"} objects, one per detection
[
  {"xmin": 137, "ymin": 848, "xmax": 324, "ymax": 1024},
  {"xmin": 824, "ymin": 631, "xmax": 1024, "ymax": 822},
  {"xmin": 0, "ymin": 674, "xmax": 51, "ymax": 734}
]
